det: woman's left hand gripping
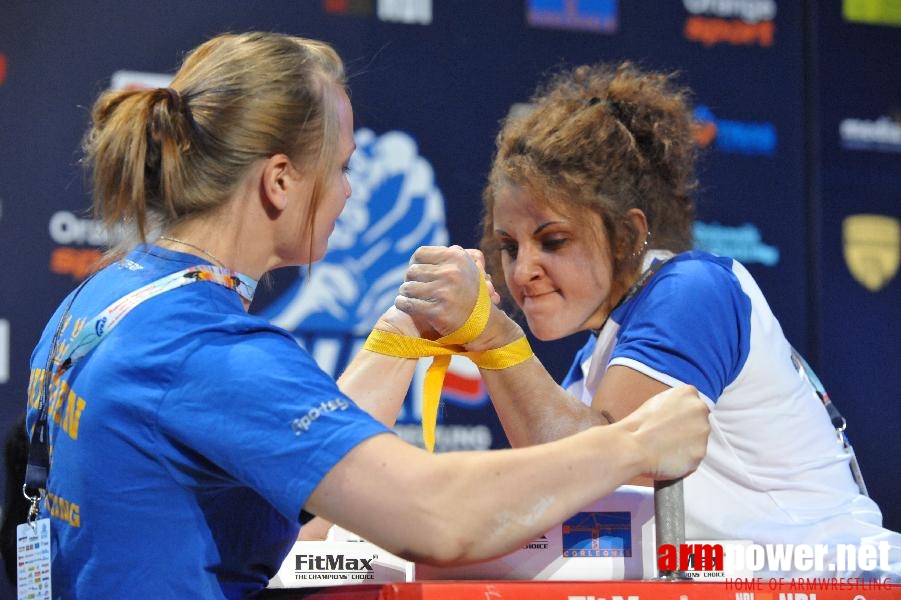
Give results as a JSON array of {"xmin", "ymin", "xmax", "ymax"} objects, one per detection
[{"xmin": 396, "ymin": 245, "xmax": 500, "ymax": 341}]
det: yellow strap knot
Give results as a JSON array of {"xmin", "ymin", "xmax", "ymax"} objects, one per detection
[{"xmin": 364, "ymin": 271, "xmax": 533, "ymax": 451}]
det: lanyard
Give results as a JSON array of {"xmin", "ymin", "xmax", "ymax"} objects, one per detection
[
  {"xmin": 592, "ymin": 253, "xmax": 672, "ymax": 338},
  {"xmin": 60, "ymin": 265, "xmax": 255, "ymax": 369},
  {"xmin": 619, "ymin": 256, "xmax": 670, "ymax": 307},
  {"xmin": 789, "ymin": 346, "xmax": 869, "ymax": 497},
  {"xmin": 23, "ymin": 263, "xmax": 257, "ymax": 514}
]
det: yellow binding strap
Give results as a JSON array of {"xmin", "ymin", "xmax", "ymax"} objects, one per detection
[{"xmin": 363, "ymin": 271, "xmax": 533, "ymax": 451}]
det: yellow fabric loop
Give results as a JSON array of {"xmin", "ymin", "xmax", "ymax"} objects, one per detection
[
  {"xmin": 363, "ymin": 329, "xmax": 461, "ymax": 359},
  {"xmin": 362, "ymin": 272, "xmax": 533, "ymax": 452},
  {"xmin": 465, "ymin": 337, "xmax": 534, "ymax": 370},
  {"xmin": 434, "ymin": 272, "xmax": 490, "ymax": 346}
]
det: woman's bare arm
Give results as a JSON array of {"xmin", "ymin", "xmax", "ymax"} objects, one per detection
[
  {"xmin": 299, "ymin": 307, "xmax": 419, "ymax": 540},
  {"xmin": 305, "ymin": 384, "xmax": 709, "ymax": 565}
]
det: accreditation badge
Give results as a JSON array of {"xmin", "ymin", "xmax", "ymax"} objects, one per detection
[{"xmin": 16, "ymin": 518, "xmax": 52, "ymax": 599}]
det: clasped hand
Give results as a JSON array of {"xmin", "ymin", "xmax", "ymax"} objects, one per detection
[{"xmin": 377, "ymin": 245, "xmax": 514, "ymax": 349}]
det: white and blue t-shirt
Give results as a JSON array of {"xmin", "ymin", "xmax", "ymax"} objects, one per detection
[
  {"xmin": 563, "ymin": 250, "xmax": 900, "ymax": 577},
  {"xmin": 26, "ymin": 245, "xmax": 391, "ymax": 599}
]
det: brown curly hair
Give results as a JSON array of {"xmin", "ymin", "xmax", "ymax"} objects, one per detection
[{"xmin": 481, "ymin": 61, "xmax": 698, "ymax": 300}]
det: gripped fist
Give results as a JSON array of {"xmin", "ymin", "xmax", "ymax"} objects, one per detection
[
  {"xmin": 372, "ymin": 305, "xmax": 422, "ymax": 338},
  {"xmin": 463, "ymin": 248, "xmax": 501, "ymax": 306},
  {"xmin": 619, "ymin": 385, "xmax": 710, "ymax": 481},
  {"xmin": 396, "ymin": 246, "xmax": 488, "ymax": 340}
]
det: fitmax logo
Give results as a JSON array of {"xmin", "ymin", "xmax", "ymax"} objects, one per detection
[{"xmin": 295, "ymin": 554, "xmax": 375, "ymax": 571}]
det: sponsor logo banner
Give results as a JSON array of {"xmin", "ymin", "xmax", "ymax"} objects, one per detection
[
  {"xmin": 694, "ymin": 222, "xmax": 780, "ymax": 266},
  {"xmin": 694, "ymin": 105, "xmax": 777, "ymax": 156},
  {"xmin": 844, "ymin": 0, "xmax": 901, "ymax": 27},
  {"xmin": 683, "ymin": 0, "xmax": 777, "ymax": 47},
  {"xmin": 324, "ymin": 0, "xmax": 375, "ymax": 16},
  {"xmin": 110, "ymin": 70, "xmax": 172, "ymax": 91},
  {"xmin": 562, "ymin": 511, "xmax": 632, "ymax": 558},
  {"xmin": 48, "ymin": 211, "xmax": 108, "ymax": 281},
  {"xmin": 843, "ymin": 214, "xmax": 900, "ymax": 292},
  {"xmin": 377, "ymin": 0, "xmax": 432, "ymax": 24},
  {"xmin": 527, "ymin": 0, "xmax": 619, "ymax": 33},
  {"xmin": 840, "ymin": 116, "xmax": 901, "ymax": 154},
  {"xmin": 269, "ymin": 540, "xmax": 411, "ymax": 587}
]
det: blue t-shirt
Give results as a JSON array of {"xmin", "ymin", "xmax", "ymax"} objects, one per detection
[
  {"xmin": 26, "ymin": 246, "xmax": 391, "ymax": 599},
  {"xmin": 562, "ymin": 250, "xmax": 752, "ymax": 404}
]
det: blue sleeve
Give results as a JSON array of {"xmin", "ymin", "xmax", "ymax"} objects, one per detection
[
  {"xmin": 157, "ymin": 328, "xmax": 391, "ymax": 522},
  {"xmin": 609, "ymin": 255, "xmax": 751, "ymax": 404}
]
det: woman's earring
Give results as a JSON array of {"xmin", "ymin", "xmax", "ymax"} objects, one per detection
[{"xmin": 631, "ymin": 230, "xmax": 651, "ymax": 258}]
